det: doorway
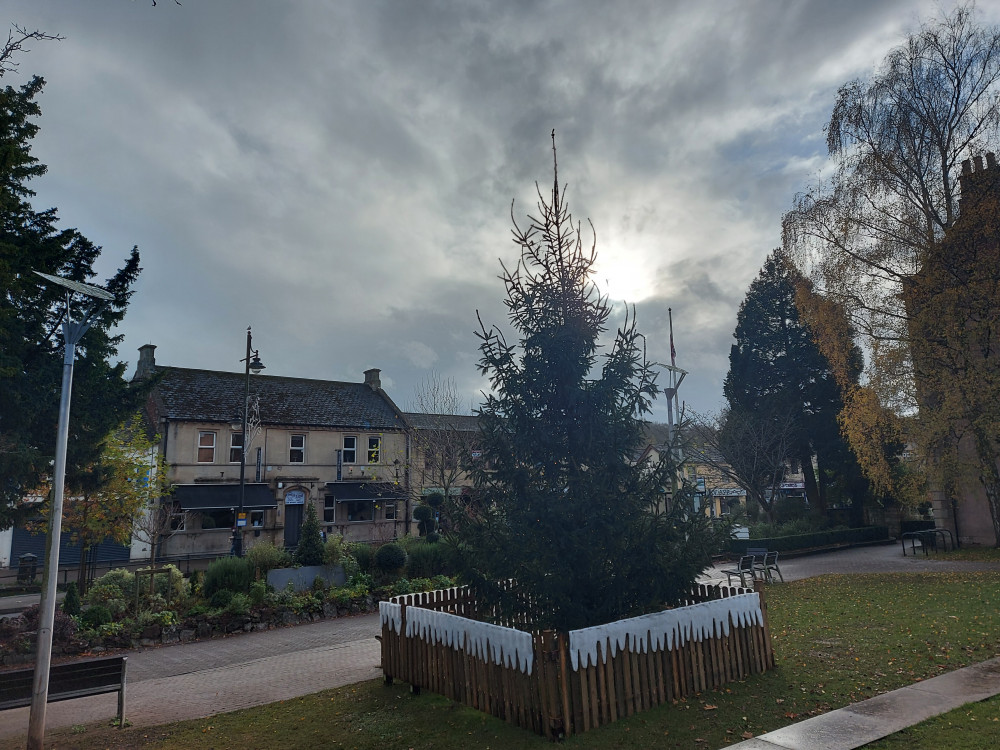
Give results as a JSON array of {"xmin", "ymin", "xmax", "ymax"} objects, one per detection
[{"xmin": 284, "ymin": 503, "xmax": 303, "ymax": 549}]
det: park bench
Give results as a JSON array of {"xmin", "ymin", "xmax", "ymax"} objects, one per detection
[
  {"xmin": 721, "ymin": 555, "xmax": 757, "ymax": 588},
  {"xmin": 0, "ymin": 655, "xmax": 127, "ymax": 729}
]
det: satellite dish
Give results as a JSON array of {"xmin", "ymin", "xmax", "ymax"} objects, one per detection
[{"xmin": 34, "ymin": 271, "xmax": 115, "ymax": 301}]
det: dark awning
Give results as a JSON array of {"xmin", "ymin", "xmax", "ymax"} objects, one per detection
[
  {"xmin": 324, "ymin": 481, "xmax": 404, "ymax": 502},
  {"xmin": 172, "ymin": 484, "xmax": 277, "ymax": 511}
]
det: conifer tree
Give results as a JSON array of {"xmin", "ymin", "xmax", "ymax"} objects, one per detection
[
  {"xmin": 454, "ymin": 136, "xmax": 714, "ymax": 632},
  {"xmin": 0, "ymin": 76, "xmax": 144, "ymax": 529},
  {"xmin": 294, "ymin": 503, "xmax": 325, "ymax": 566}
]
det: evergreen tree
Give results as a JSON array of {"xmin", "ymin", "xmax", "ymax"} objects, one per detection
[
  {"xmin": 723, "ymin": 250, "xmax": 867, "ymax": 519},
  {"xmin": 294, "ymin": 503, "xmax": 325, "ymax": 566},
  {"xmin": 454, "ymin": 136, "xmax": 714, "ymax": 632},
  {"xmin": 0, "ymin": 76, "xmax": 144, "ymax": 529}
]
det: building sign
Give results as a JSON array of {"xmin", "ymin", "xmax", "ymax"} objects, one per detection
[
  {"xmin": 285, "ymin": 490, "xmax": 305, "ymax": 505},
  {"xmin": 711, "ymin": 488, "xmax": 746, "ymax": 497},
  {"xmin": 780, "ymin": 482, "xmax": 805, "ymax": 490}
]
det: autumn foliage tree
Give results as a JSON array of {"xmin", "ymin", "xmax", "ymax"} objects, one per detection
[
  {"xmin": 783, "ymin": 6, "xmax": 1000, "ymax": 541},
  {"xmin": 46, "ymin": 414, "xmax": 166, "ymax": 593}
]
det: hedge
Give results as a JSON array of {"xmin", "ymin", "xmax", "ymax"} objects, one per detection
[{"xmin": 729, "ymin": 526, "xmax": 890, "ymax": 555}]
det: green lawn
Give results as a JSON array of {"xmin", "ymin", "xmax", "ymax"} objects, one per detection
[
  {"xmin": 10, "ymin": 571, "xmax": 1000, "ymax": 750},
  {"xmin": 866, "ymin": 694, "xmax": 1000, "ymax": 749}
]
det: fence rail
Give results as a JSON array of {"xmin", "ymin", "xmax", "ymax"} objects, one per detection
[{"xmin": 380, "ymin": 582, "xmax": 775, "ymax": 738}]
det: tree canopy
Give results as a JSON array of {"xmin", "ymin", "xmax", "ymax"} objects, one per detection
[
  {"xmin": 723, "ymin": 250, "xmax": 872, "ymax": 521},
  {"xmin": 783, "ymin": 6, "xmax": 1000, "ymax": 542},
  {"xmin": 453, "ymin": 136, "xmax": 714, "ymax": 632},
  {"xmin": 0, "ymin": 75, "xmax": 144, "ymax": 529}
]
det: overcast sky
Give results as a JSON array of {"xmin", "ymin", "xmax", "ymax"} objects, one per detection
[{"xmin": 8, "ymin": 0, "xmax": 993, "ymax": 422}]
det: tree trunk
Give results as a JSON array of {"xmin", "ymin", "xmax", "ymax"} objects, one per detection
[
  {"xmin": 76, "ymin": 542, "xmax": 90, "ymax": 597},
  {"xmin": 800, "ymin": 449, "xmax": 825, "ymax": 517}
]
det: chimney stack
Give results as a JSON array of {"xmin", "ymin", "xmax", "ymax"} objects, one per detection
[
  {"xmin": 364, "ymin": 368, "xmax": 381, "ymax": 391},
  {"xmin": 134, "ymin": 344, "xmax": 157, "ymax": 381}
]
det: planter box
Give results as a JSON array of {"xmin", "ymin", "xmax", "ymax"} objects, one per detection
[{"xmin": 267, "ymin": 564, "xmax": 345, "ymax": 593}]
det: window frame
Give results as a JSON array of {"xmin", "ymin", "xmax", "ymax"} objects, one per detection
[
  {"xmin": 197, "ymin": 431, "xmax": 216, "ymax": 463},
  {"xmin": 289, "ymin": 433, "xmax": 306, "ymax": 464},
  {"xmin": 367, "ymin": 435, "xmax": 381, "ymax": 464},
  {"xmin": 342, "ymin": 435, "xmax": 357, "ymax": 464},
  {"xmin": 324, "ymin": 497, "xmax": 336, "ymax": 523},
  {"xmin": 229, "ymin": 431, "xmax": 244, "ymax": 463}
]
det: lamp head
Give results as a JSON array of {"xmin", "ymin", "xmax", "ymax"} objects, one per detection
[{"xmin": 249, "ymin": 353, "xmax": 265, "ymax": 375}]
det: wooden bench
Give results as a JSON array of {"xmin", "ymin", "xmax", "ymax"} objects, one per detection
[
  {"xmin": 0, "ymin": 655, "xmax": 127, "ymax": 728},
  {"xmin": 721, "ymin": 555, "xmax": 757, "ymax": 587}
]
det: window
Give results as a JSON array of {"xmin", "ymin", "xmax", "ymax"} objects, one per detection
[
  {"xmin": 367, "ymin": 436, "xmax": 381, "ymax": 464},
  {"xmin": 229, "ymin": 432, "xmax": 244, "ymax": 463},
  {"xmin": 343, "ymin": 436, "xmax": 357, "ymax": 464},
  {"xmin": 197, "ymin": 432, "xmax": 216, "ymax": 463},
  {"xmin": 250, "ymin": 510, "xmax": 265, "ymax": 527},
  {"xmin": 383, "ymin": 502, "xmax": 396, "ymax": 521},
  {"xmin": 290, "ymin": 434, "xmax": 305, "ymax": 463},
  {"xmin": 345, "ymin": 499, "xmax": 373, "ymax": 522},
  {"xmin": 200, "ymin": 508, "xmax": 232, "ymax": 530},
  {"xmin": 324, "ymin": 497, "xmax": 336, "ymax": 523}
]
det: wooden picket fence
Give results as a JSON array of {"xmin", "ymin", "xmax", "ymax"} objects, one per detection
[{"xmin": 380, "ymin": 582, "xmax": 775, "ymax": 739}]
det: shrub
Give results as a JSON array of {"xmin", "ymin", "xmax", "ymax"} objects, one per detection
[
  {"xmin": 294, "ymin": 503, "xmax": 325, "ymax": 566},
  {"xmin": 413, "ymin": 504, "xmax": 436, "ymax": 536},
  {"xmin": 323, "ymin": 534, "xmax": 346, "ymax": 566},
  {"xmin": 246, "ymin": 541, "xmax": 290, "ymax": 578},
  {"xmin": 135, "ymin": 564, "xmax": 187, "ymax": 604},
  {"xmin": 249, "ymin": 579, "xmax": 269, "ymax": 606},
  {"xmin": 374, "ymin": 542, "xmax": 406, "ymax": 575},
  {"xmin": 225, "ymin": 593, "xmax": 251, "ymax": 616},
  {"xmin": 405, "ymin": 539, "xmax": 454, "ymax": 578},
  {"xmin": 424, "ymin": 492, "xmax": 445, "ymax": 509},
  {"xmin": 189, "ymin": 569, "xmax": 204, "ymax": 595},
  {"xmin": 81, "ymin": 604, "xmax": 113, "ymax": 630},
  {"xmin": 62, "ymin": 582, "xmax": 81, "ymax": 616},
  {"xmin": 86, "ymin": 568, "xmax": 136, "ymax": 614},
  {"xmin": 312, "ymin": 575, "xmax": 328, "ymax": 594},
  {"xmin": 203, "ymin": 556, "xmax": 253, "ymax": 599},
  {"xmin": 349, "ymin": 543, "xmax": 374, "ymax": 573},
  {"xmin": 210, "ymin": 589, "xmax": 234, "ymax": 609},
  {"xmin": 19, "ymin": 603, "xmax": 77, "ymax": 643}
]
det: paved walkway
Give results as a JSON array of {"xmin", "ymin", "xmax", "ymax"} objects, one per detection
[
  {"xmin": 726, "ymin": 656, "xmax": 1000, "ymax": 750},
  {"xmin": 1, "ymin": 543, "xmax": 998, "ymax": 748},
  {"xmin": 0, "ymin": 613, "xmax": 382, "ymax": 743}
]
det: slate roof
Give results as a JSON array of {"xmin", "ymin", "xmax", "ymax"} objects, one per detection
[
  {"xmin": 403, "ymin": 412, "xmax": 480, "ymax": 433},
  {"xmin": 150, "ymin": 367, "xmax": 406, "ymax": 431}
]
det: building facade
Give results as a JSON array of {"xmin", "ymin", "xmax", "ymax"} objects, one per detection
[{"xmin": 136, "ymin": 345, "xmax": 413, "ymax": 559}]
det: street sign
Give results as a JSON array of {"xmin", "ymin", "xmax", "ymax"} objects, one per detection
[{"xmin": 236, "ymin": 512, "xmax": 248, "ymax": 528}]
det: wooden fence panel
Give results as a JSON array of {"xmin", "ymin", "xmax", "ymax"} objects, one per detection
[{"xmin": 379, "ymin": 582, "xmax": 774, "ymax": 738}]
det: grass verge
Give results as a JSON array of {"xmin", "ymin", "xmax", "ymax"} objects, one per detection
[
  {"xmin": 866, "ymin": 694, "xmax": 1000, "ymax": 748},
  {"xmin": 6, "ymin": 571, "xmax": 1000, "ymax": 750}
]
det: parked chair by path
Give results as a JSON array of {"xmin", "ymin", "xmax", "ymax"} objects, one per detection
[
  {"xmin": 759, "ymin": 551, "xmax": 784, "ymax": 583},
  {"xmin": 721, "ymin": 555, "xmax": 757, "ymax": 588}
]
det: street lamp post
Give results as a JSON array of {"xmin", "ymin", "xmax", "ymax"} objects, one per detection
[
  {"xmin": 28, "ymin": 272, "xmax": 114, "ymax": 750},
  {"xmin": 232, "ymin": 325, "xmax": 264, "ymax": 557}
]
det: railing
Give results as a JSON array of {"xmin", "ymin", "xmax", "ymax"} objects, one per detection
[{"xmin": 380, "ymin": 582, "xmax": 775, "ymax": 739}]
